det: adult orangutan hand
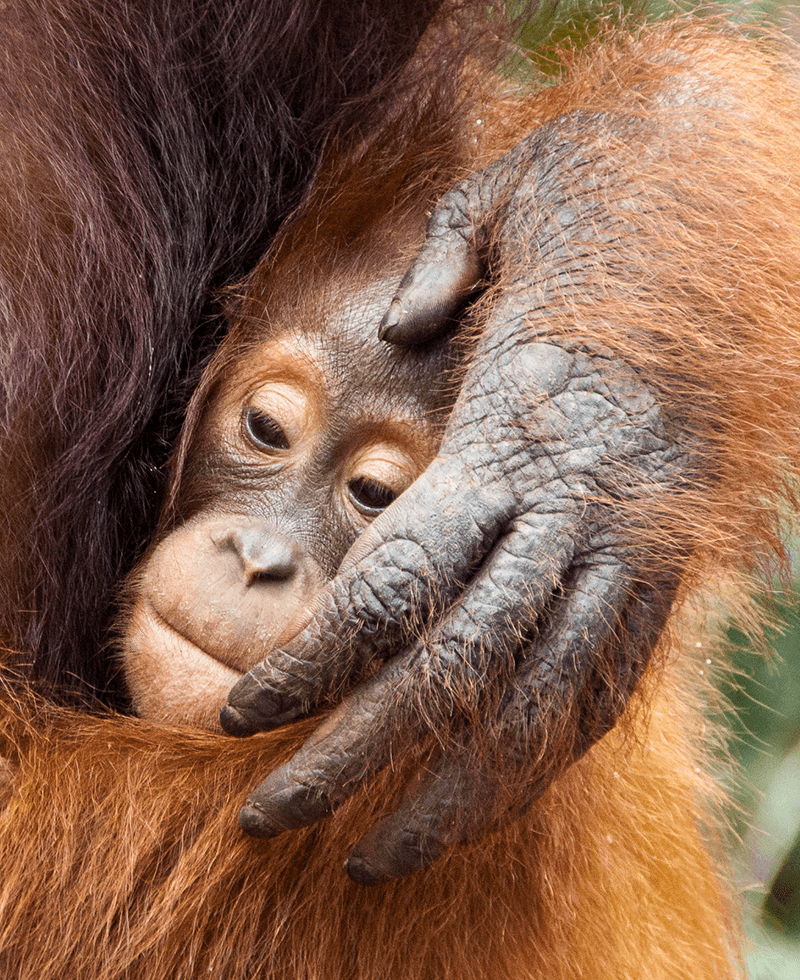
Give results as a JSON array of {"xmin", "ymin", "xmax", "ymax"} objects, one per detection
[{"xmin": 221, "ymin": 111, "xmax": 693, "ymax": 884}]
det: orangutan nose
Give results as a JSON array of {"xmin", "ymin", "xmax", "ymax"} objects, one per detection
[{"xmin": 217, "ymin": 527, "xmax": 299, "ymax": 586}]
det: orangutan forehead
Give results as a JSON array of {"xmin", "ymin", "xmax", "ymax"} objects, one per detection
[
  {"xmin": 284, "ymin": 272, "xmax": 400, "ymax": 349},
  {"xmin": 227, "ymin": 271, "xmax": 449, "ymax": 401},
  {"xmin": 229, "ymin": 327, "xmax": 448, "ymax": 424}
]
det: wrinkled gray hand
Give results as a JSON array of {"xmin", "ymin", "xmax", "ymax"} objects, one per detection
[{"xmin": 221, "ymin": 112, "xmax": 691, "ymax": 884}]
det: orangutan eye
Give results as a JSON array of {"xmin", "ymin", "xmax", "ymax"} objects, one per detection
[
  {"xmin": 347, "ymin": 476, "xmax": 398, "ymax": 516},
  {"xmin": 242, "ymin": 408, "xmax": 290, "ymax": 451}
]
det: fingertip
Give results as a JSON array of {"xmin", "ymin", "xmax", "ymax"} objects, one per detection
[
  {"xmin": 238, "ymin": 801, "xmax": 284, "ymax": 839},
  {"xmin": 347, "ymin": 824, "xmax": 440, "ymax": 885},
  {"xmin": 239, "ymin": 768, "xmax": 317, "ymax": 839},
  {"xmin": 344, "ymin": 852, "xmax": 387, "ymax": 887},
  {"xmin": 379, "ymin": 305, "xmax": 442, "ymax": 346},
  {"xmin": 378, "ymin": 298, "xmax": 403, "ymax": 341},
  {"xmin": 380, "ymin": 245, "xmax": 483, "ymax": 347},
  {"xmin": 219, "ymin": 703, "xmax": 257, "ymax": 738},
  {"xmin": 222, "ymin": 666, "xmax": 298, "ymax": 735}
]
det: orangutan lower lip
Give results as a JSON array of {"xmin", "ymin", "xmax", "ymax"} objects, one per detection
[{"xmin": 143, "ymin": 601, "xmax": 246, "ymax": 678}]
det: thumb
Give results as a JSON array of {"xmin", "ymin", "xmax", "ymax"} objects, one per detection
[{"xmin": 379, "ymin": 181, "xmax": 492, "ymax": 346}]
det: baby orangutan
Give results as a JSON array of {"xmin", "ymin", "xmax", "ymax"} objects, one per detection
[{"xmin": 122, "ymin": 262, "xmax": 456, "ymax": 731}]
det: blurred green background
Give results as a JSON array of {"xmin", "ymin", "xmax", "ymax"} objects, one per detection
[
  {"xmin": 726, "ymin": 590, "xmax": 800, "ymax": 978},
  {"xmin": 515, "ymin": 1, "xmax": 800, "ymax": 974}
]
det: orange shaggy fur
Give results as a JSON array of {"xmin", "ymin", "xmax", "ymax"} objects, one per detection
[
  {"xmin": 0, "ymin": 18, "xmax": 799, "ymax": 980},
  {"xmin": 0, "ymin": 658, "xmax": 734, "ymax": 980}
]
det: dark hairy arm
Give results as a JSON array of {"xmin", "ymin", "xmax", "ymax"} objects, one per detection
[{"xmin": 222, "ymin": 25, "xmax": 800, "ymax": 883}]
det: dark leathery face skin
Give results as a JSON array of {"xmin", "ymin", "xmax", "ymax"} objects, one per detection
[{"xmin": 121, "ymin": 277, "xmax": 454, "ymax": 731}]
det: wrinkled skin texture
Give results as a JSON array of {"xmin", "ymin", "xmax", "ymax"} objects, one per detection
[
  {"xmin": 121, "ymin": 268, "xmax": 457, "ymax": 733},
  {"xmin": 223, "ymin": 113, "xmax": 696, "ymax": 881}
]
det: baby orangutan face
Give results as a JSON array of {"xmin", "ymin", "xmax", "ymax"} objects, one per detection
[{"xmin": 120, "ymin": 277, "xmax": 455, "ymax": 730}]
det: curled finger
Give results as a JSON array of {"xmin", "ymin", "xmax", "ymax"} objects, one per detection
[
  {"xmin": 237, "ymin": 512, "xmax": 583, "ymax": 840},
  {"xmin": 345, "ymin": 555, "xmax": 680, "ymax": 885},
  {"xmin": 221, "ymin": 462, "xmax": 517, "ymax": 736}
]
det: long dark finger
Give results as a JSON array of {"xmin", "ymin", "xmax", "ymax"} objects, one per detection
[
  {"xmin": 345, "ymin": 557, "xmax": 678, "ymax": 884},
  {"xmin": 235, "ymin": 513, "xmax": 582, "ymax": 836},
  {"xmin": 238, "ymin": 660, "xmax": 409, "ymax": 838},
  {"xmin": 345, "ymin": 753, "xmax": 482, "ymax": 886},
  {"xmin": 378, "ymin": 131, "xmax": 536, "ymax": 348},
  {"xmin": 379, "ymin": 188, "xmax": 485, "ymax": 345},
  {"xmin": 220, "ymin": 462, "xmax": 517, "ymax": 737}
]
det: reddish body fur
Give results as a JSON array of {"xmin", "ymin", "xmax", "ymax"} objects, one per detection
[
  {"xmin": 0, "ymin": 665, "xmax": 730, "ymax": 980},
  {"xmin": 1, "ymin": 17, "xmax": 800, "ymax": 980}
]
